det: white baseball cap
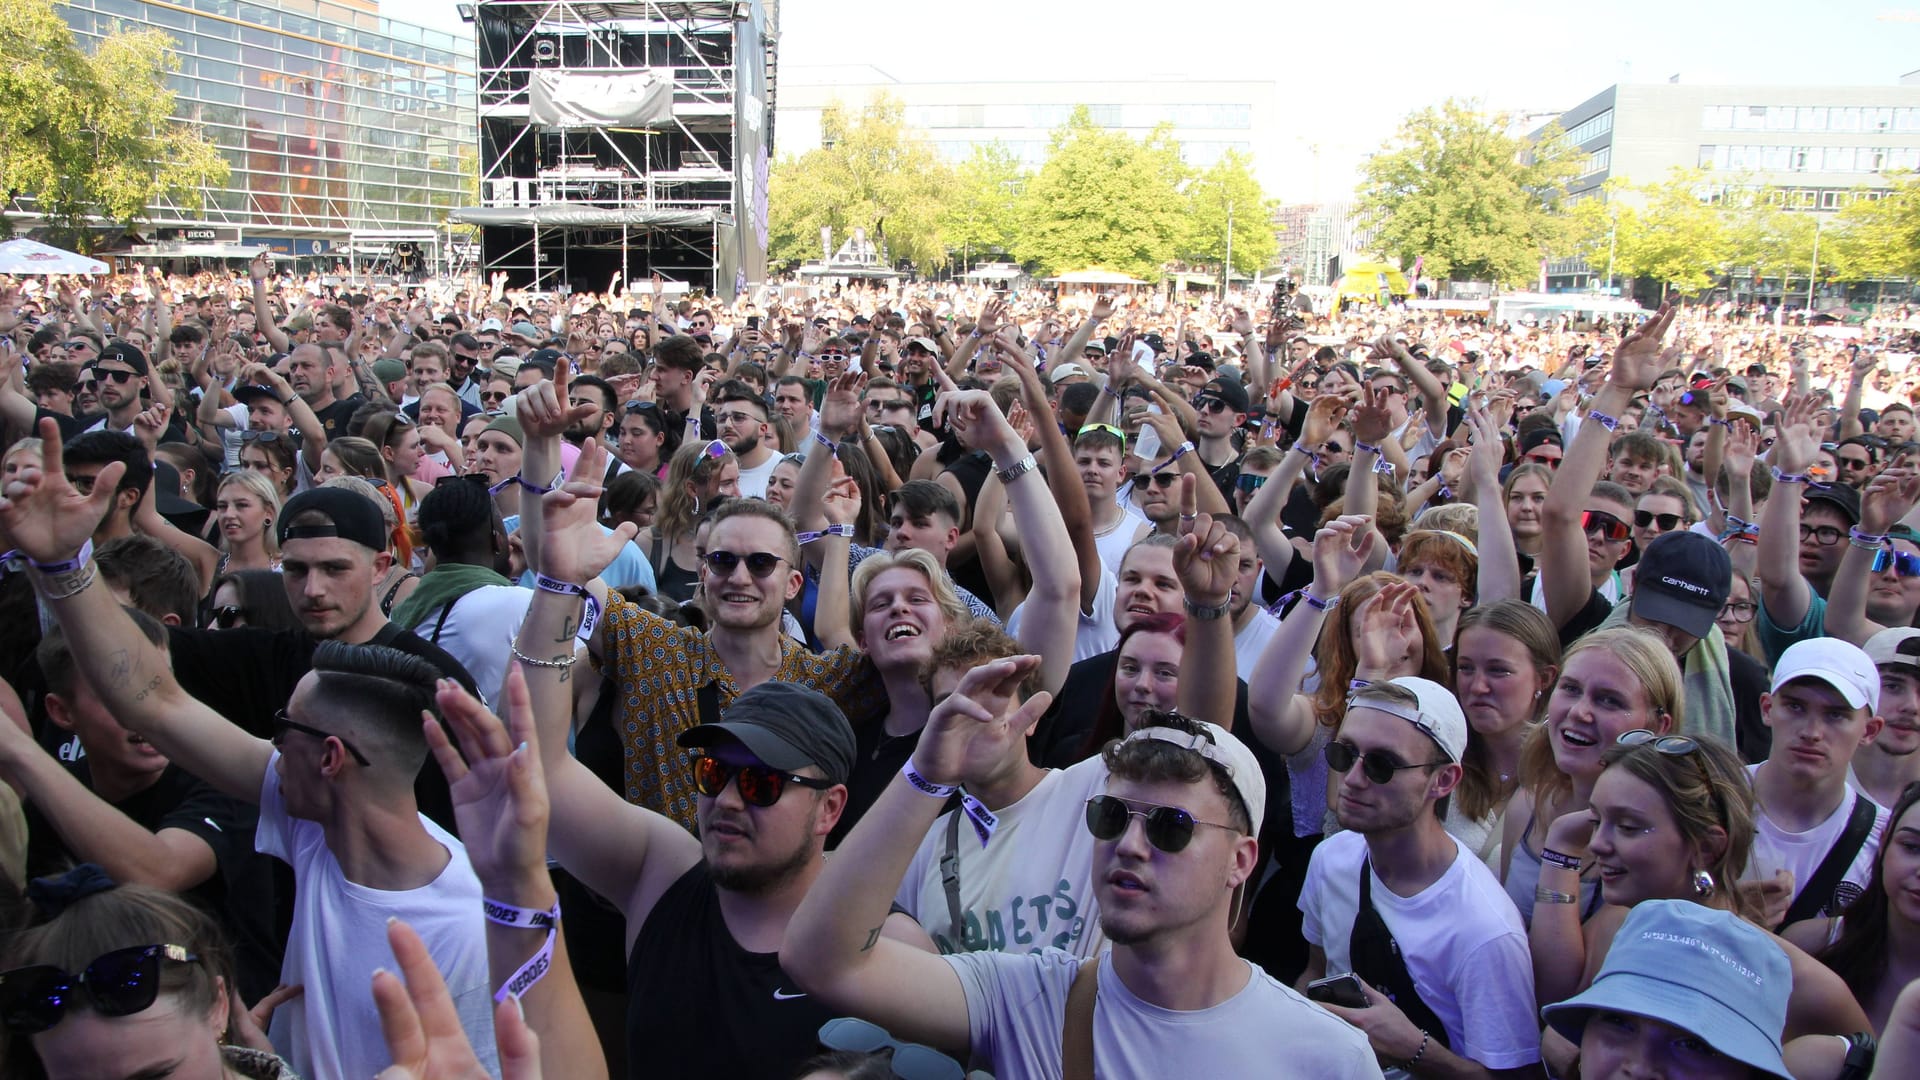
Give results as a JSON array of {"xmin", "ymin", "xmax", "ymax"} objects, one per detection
[
  {"xmin": 1771, "ymin": 637, "xmax": 1880, "ymax": 713},
  {"xmin": 1352, "ymin": 677, "xmax": 1470, "ymax": 763},
  {"xmin": 1866, "ymin": 627, "xmax": 1920, "ymax": 673},
  {"xmin": 1121, "ymin": 721, "xmax": 1266, "ymax": 834}
]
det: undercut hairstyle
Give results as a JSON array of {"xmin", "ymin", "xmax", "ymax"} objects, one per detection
[
  {"xmin": 704, "ymin": 497, "xmax": 801, "ymax": 570},
  {"xmin": 1100, "ymin": 711, "xmax": 1253, "ymax": 835},
  {"xmin": 96, "ymin": 535, "xmax": 201, "ymax": 624},
  {"xmin": 63, "ymin": 430, "xmax": 151, "ymax": 502},
  {"xmin": 308, "ymin": 640, "xmax": 442, "ymax": 778},
  {"xmin": 653, "ymin": 334, "xmax": 705, "ymax": 373},
  {"xmin": 919, "ymin": 620, "xmax": 1037, "ymax": 701},
  {"xmin": 416, "ymin": 474, "xmax": 498, "ymax": 561},
  {"xmin": 1074, "ymin": 425, "xmax": 1126, "ymax": 457},
  {"xmin": 887, "ymin": 478, "xmax": 961, "ymax": 524},
  {"xmin": 38, "ymin": 605, "xmax": 167, "ymax": 697}
]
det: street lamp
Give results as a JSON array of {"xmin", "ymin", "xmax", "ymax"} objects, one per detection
[{"xmin": 1222, "ymin": 199, "xmax": 1234, "ymax": 302}]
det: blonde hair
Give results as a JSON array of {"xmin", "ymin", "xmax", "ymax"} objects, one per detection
[
  {"xmin": 1411, "ymin": 502, "xmax": 1479, "ymax": 543},
  {"xmin": 850, "ymin": 548, "xmax": 968, "ymax": 642},
  {"xmin": 1522, "ymin": 627, "xmax": 1685, "ymax": 808},
  {"xmin": 216, "ymin": 470, "xmax": 285, "ymax": 558}
]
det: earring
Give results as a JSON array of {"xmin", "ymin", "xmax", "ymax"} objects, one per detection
[
  {"xmin": 1691, "ymin": 868, "xmax": 1715, "ymax": 897},
  {"xmin": 690, "ymin": 494, "xmax": 701, "ymax": 517}
]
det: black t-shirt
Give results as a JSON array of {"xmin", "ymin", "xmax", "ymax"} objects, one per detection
[
  {"xmin": 830, "ymin": 721, "xmax": 935, "ymax": 850},
  {"xmin": 164, "ymin": 621, "xmax": 479, "ymax": 832},
  {"xmin": 32, "ymin": 406, "xmax": 85, "ymax": 441},
  {"xmin": 311, "ymin": 393, "xmax": 366, "ymax": 441},
  {"xmin": 22, "ymin": 763, "xmax": 282, "ymax": 1000},
  {"xmin": 1028, "ymin": 650, "xmax": 1256, "ymax": 769},
  {"xmin": 626, "ymin": 862, "xmax": 836, "ymax": 1080}
]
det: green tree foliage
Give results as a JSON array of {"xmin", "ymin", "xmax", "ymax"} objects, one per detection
[
  {"xmin": 1827, "ymin": 175, "xmax": 1920, "ymax": 281},
  {"xmin": 1181, "ymin": 149, "xmax": 1278, "ymax": 276},
  {"xmin": 1722, "ymin": 185, "xmax": 1816, "ymax": 289},
  {"xmin": 1012, "ymin": 107, "xmax": 1190, "ymax": 280},
  {"xmin": 0, "ymin": 0, "xmax": 228, "ymax": 251},
  {"xmin": 1608, "ymin": 169, "xmax": 1732, "ymax": 297},
  {"xmin": 1358, "ymin": 99, "xmax": 1579, "ymax": 286},
  {"xmin": 766, "ymin": 94, "xmax": 953, "ymax": 272},
  {"xmin": 940, "ymin": 141, "xmax": 1026, "ymax": 262}
]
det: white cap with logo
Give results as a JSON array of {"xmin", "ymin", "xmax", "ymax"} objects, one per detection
[
  {"xmin": 1122, "ymin": 721, "xmax": 1266, "ymax": 834},
  {"xmin": 1771, "ymin": 637, "xmax": 1880, "ymax": 714}
]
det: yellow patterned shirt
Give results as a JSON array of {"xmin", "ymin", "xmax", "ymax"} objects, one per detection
[{"xmin": 595, "ymin": 592, "xmax": 885, "ymax": 832}]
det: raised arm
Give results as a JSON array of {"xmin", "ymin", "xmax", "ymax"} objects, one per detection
[
  {"xmin": 1719, "ymin": 418, "xmax": 1761, "ymax": 580},
  {"xmin": 783, "ymin": 658, "xmax": 1043, "ymax": 1059},
  {"xmin": 1172, "ymin": 481, "xmax": 1241, "ymax": 732},
  {"xmin": 1463, "ymin": 405, "xmax": 1520, "ymax": 604},
  {"xmin": 1246, "ymin": 516, "xmax": 1376, "ymax": 756},
  {"xmin": 994, "ymin": 330, "xmax": 1101, "ymax": 611},
  {"xmin": 1826, "ymin": 467, "xmax": 1920, "ymax": 646},
  {"xmin": 0, "ymin": 421, "xmax": 271, "ymax": 802},
  {"xmin": 1381, "ymin": 335, "xmax": 1450, "ymax": 436},
  {"xmin": 1838, "ymin": 347, "xmax": 1873, "ymax": 441},
  {"xmin": 811, "ymin": 473, "xmax": 861, "ymax": 651},
  {"xmin": 1758, "ymin": 392, "xmax": 1818, "ymax": 630},
  {"xmin": 792, "ymin": 371, "xmax": 863, "ymax": 548},
  {"xmin": 248, "ymin": 255, "xmax": 292, "ymax": 355},
  {"xmin": 1345, "ymin": 382, "xmax": 1393, "ymax": 528},
  {"xmin": 244, "ymin": 362, "xmax": 328, "ymax": 472}
]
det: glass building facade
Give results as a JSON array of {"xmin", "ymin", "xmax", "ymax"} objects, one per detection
[{"xmin": 60, "ymin": 0, "xmax": 477, "ymax": 250}]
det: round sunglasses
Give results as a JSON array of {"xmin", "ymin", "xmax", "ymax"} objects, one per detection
[
  {"xmin": 1324, "ymin": 739, "xmax": 1447, "ymax": 786},
  {"xmin": 1083, "ymin": 793, "xmax": 1238, "ymax": 853}
]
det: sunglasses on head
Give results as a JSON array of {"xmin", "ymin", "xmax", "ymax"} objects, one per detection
[
  {"xmin": 624, "ymin": 400, "xmax": 662, "ymax": 414},
  {"xmin": 1131, "ymin": 471, "xmax": 1179, "ymax": 490},
  {"xmin": 240, "ymin": 430, "xmax": 287, "ymax": 445},
  {"xmin": 1874, "ymin": 547, "xmax": 1920, "ymax": 577},
  {"xmin": 817, "ymin": 1017, "xmax": 966, "ymax": 1080},
  {"xmin": 270, "ymin": 709, "xmax": 371, "ymax": 766},
  {"xmin": 701, "ymin": 549, "xmax": 787, "ymax": 578},
  {"xmin": 1581, "ymin": 510, "xmax": 1631, "ymax": 541},
  {"xmin": 1324, "ymin": 739, "xmax": 1447, "ymax": 786},
  {"xmin": 0, "ymin": 944, "xmax": 201, "ymax": 1034},
  {"xmin": 1084, "ymin": 793, "xmax": 1237, "ymax": 853},
  {"xmin": 1678, "ymin": 390, "xmax": 1709, "ymax": 408},
  {"xmin": 1077, "ymin": 423, "xmax": 1125, "ymax": 441},
  {"xmin": 1616, "ymin": 728, "xmax": 1715, "ymax": 792},
  {"xmin": 1634, "ymin": 510, "xmax": 1683, "ymax": 531},
  {"xmin": 701, "ymin": 439, "xmax": 730, "ymax": 459},
  {"xmin": 690, "ymin": 754, "xmax": 834, "ymax": 807}
]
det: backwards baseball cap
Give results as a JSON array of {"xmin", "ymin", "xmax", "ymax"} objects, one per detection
[
  {"xmin": 1048, "ymin": 362, "xmax": 1091, "ymax": 385},
  {"xmin": 1351, "ymin": 677, "xmax": 1469, "ymax": 763},
  {"xmin": 1771, "ymin": 637, "xmax": 1880, "ymax": 713},
  {"xmin": 1519, "ymin": 427, "xmax": 1564, "ymax": 456},
  {"xmin": 1542, "ymin": 900, "xmax": 1791, "ymax": 1079},
  {"xmin": 676, "ymin": 681, "xmax": 856, "ymax": 784},
  {"xmin": 278, "ymin": 486, "xmax": 390, "ymax": 553},
  {"xmin": 1866, "ymin": 626, "xmax": 1920, "ymax": 673},
  {"xmin": 1630, "ymin": 531, "xmax": 1732, "ymax": 641},
  {"xmin": 1197, "ymin": 377, "xmax": 1250, "ymax": 414},
  {"xmin": 1119, "ymin": 721, "xmax": 1266, "ymax": 833},
  {"xmin": 230, "ymin": 383, "xmax": 284, "ymax": 407},
  {"xmin": 509, "ymin": 321, "xmax": 543, "ymax": 341},
  {"xmin": 98, "ymin": 342, "xmax": 149, "ymax": 376}
]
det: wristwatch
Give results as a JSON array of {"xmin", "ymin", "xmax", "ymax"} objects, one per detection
[{"xmin": 996, "ymin": 453, "xmax": 1038, "ymax": 485}]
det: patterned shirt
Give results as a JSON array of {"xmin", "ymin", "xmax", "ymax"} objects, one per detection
[{"xmin": 596, "ymin": 593, "xmax": 886, "ymax": 831}]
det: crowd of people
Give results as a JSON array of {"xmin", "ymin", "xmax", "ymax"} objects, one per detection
[{"xmin": 2, "ymin": 257, "xmax": 1920, "ymax": 1078}]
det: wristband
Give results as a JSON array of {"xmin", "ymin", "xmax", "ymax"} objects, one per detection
[
  {"xmin": 812, "ymin": 430, "xmax": 840, "ymax": 457},
  {"xmin": 1770, "ymin": 466, "xmax": 1810, "ymax": 485},
  {"xmin": 901, "ymin": 759, "xmax": 957, "ymax": 798},
  {"xmin": 1534, "ymin": 887, "xmax": 1580, "ymax": 905},
  {"xmin": 491, "ymin": 469, "xmax": 564, "ymax": 498},
  {"xmin": 1183, "ymin": 595, "xmax": 1231, "ymax": 620},
  {"xmin": 1300, "ymin": 588, "xmax": 1338, "ymax": 612},
  {"xmin": 1349, "ymin": 678, "xmax": 1374, "ymax": 691},
  {"xmin": 1851, "ymin": 526, "xmax": 1890, "ymax": 550},
  {"xmin": 1540, "ymin": 848, "xmax": 1584, "ymax": 872},
  {"xmin": 1707, "ymin": 416, "xmax": 1733, "ymax": 428},
  {"xmin": 1353, "ymin": 439, "xmax": 1381, "ymax": 457},
  {"xmin": 901, "ymin": 760, "xmax": 999, "ymax": 844},
  {"xmin": 797, "ymin": 524, "xmax": 855, "ymax": 545},
  {"xmin": 1435, "ymin": 483, "xmax": 1453, "ymax": 500},
  {"xmin": 22, "ymin": 540, "xmax": 91, "ymax": 575},
  {"xmin": 483, "ymin": 897, "xmax": 560, "ymax": 1004},
  {"xmin": 534, "ymin": 574, "xmax": 600, "ymax": 637},
  {"xmin": 1289, "ymin": 440, "xmax": 1317, "ymax": 459},
  {"xmin": 1586, "ymin": 410, "xmax": 1620, "ymax": 432},
  {"xmin": 1372, "ymin": 456, "xmax": 1396, "ymax": 478},
  {"xmin": 1164, "ymin": 440, "xmax": 1195, "ymax": 467}
]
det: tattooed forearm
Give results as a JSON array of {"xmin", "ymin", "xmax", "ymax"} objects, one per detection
[
  {"xmin": 107, "ymin": 649, "xmax": 133, "ymax": 689},
  {"xmin": 860, "ymin": 926, "xmax": 882, "ymax": 952}
]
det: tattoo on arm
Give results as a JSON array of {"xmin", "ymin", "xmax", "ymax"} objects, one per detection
[
  {"xmin": 861, "ymin": 926, "xmax": 882, "ymax": 952},
  {"xmin": 107, "ymin": 649, "xmax": 133, "ymax": 689},
  {"xmin": 558, "ymin": 616, "xmax": 577, "ymax": 641}
]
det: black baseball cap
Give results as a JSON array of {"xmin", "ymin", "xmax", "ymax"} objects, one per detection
[
  {"xmin": 1198, "ymin": 377, "xmax": 1250, "ymax": 414},
  {"xmin": 677, "ymin": 681, "xmax": 855, "ymax": 784},
  {"xmin": 231, "ymin": 384, "xmax": 283, "ymax": 406},
  {"xmin": 1631, "ymin": 531, "xmax": 1732, "ymax": 640},
  {"xmin": 98, "ymin": 342, "xmax": 149, "ymax": 376},
  {"xmin": 1804, "ymin": 482, "xmax": 1861, "ymax": 526},
  {"xmin": 1520, "ymin": 427, "xmax": 1565, "ymax": 455},
  {"xmin": 278, "ymin": 486, "xmax": 390, "ymax": 553}
]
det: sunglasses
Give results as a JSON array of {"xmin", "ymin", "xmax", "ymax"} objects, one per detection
[
  {"xmin": 212, "ymin": 605, "xmax": 247, "ymax": 628},
  {"xmin": 271, "ymin": 709, "xmax": 371, "ymax": 766},
  {"xmin": 1634, "ymin": 510, "xmax": 1683, "ymax": 531},
  {"xmin": 817, "ymin": 1017, "xmax": 966, "ymax": 1080},
  {"xmin": 701, "ymin": 439, "xmax": 730, "ymax": 459},
  {"xmin": 435, "ymin": 473, "xmax": 492, "ymax": 489},
  {"xmin": 1874, "ymin": 548, "xmax": 1920, "ymax": 577},
  {"xmin": 1582, "ymin": 511, "xmax": 1631, "ymax": 542},
  {"xmin": 95, "ymin": 367, "xmax": 137, "ymax": 384},
  {"xmin": 65, "ymin": 340, "xmax": 96, "ymax": 352},
  {"xmin": 1323, "ymin": 441, "xmax": 1347, "ymax": 455},
  {"xmin": 1130, "ymin": 472, "xmax": 1180, "ymax": 490},
  {"xmin": 701, "ymin": 549, "xmax": 787, "ymax": 578},
  {"xmin": 1799, "ymin": 523, "xmax": 1846, "ymax": 547},
  {"xmin": 1083, "ymin": 793, "xmax": 1237, "ymax": 854},
  {"xmin": 1678, "ymin": 390, "xmax": 1709, "ymax": 408},
  {"xmin": 1617, "ymin": 728, "xmax": 1715, "ymax": 794},
  {"xmin": 240, "ymin": 430, "xmax": 287, "ymax": 445},
  {"xmin": 1838, "ymin": 456, "xmax": 1873, "ymax": 470},
  {"xmin": 624, "ymin": 400, "xmax": 662, "ymax": 414},
  {"xmin": 0, "ymin": 944, "xmax": 201, "ymax": 1034},
  {"xmin": 1193, "ymin": 396, "xmax": 1231, "ymax": 414},
  {"xmin": 689, "ymin": 754, "xmax": 834, "ymax": 807},
  {"xmin": 1077, "ymin": 423, "xmax": 1125, "ymax": 441},
  {"xmin": 1236, "ymin": 473, "xmax": 1268, "ymax": 494},
  {"xmin": 1324, "ymin": 739, "xmax": 1447, "ymax": 786},
  {"xmin": 1525, "ymin": 453, "xmax": 1563, "ymax": 470}
]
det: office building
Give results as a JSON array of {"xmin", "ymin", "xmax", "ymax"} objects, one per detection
[{"xmin": 56, "ymin": 0, "xmax": 476, "ymax": 264}]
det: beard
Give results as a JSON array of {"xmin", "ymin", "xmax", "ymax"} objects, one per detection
[
  {"xmin": 706, "ymin": 820, "xmax": 819, "ymax": 894},
  {"xmin": 727, "ymin": 432, "xmax": 761, "ymax": 458}
]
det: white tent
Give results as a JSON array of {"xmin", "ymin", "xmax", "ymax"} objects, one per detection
[
  {"xmin": 0, "ymin": 238, "xmax": 109, "ymax": 275},
  {"xmin": 1045, "ymin": 268, "xmax": 1146, "ymax": 285}
]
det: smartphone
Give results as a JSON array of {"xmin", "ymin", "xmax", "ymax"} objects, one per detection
[
  {"xmin": 1307, "ymin": 973, "xmax": 1369, "ymax": 1009},
  {"xmin": 746, "ymin": 315, "xmax": 761, "ymax": 330}
]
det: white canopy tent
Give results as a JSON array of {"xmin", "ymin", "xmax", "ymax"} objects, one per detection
[{"xmin": 0, "ymin": 239, "xmax": 109, "ymax": 275}]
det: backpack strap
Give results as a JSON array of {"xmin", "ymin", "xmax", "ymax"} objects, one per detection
[
  {"xmin": 1060, "ymin": 957, "xmax": 1099, "ymax": 1080},
  {"xmin": 939, "ymin": 809, "xmax": 964, "ymax": 950},
  {"xmin": 1780, "ymin": 791, "xmax": 1878, "ymax": 929}
]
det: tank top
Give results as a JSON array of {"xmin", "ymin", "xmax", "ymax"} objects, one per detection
[
  {"xmin": 626, "ymin": 863, "xmax": 834, "ymax": 1079},
  {"xmin": 649, "ymin": 531, "xmax": 703, "ymax": 604},
  {"xmin": 1503, "ymin": 812, "xmax": 1602, "ymax": 929}
]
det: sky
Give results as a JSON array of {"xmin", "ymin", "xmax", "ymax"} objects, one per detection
[{"xmin": 400, "ymin": 0, "xmax": 1920, "ymax": 201}]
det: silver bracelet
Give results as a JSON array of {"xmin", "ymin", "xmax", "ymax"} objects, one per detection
[{"xmin": 509, "ymin": 643, "xmax": 576, "ymax": 669}]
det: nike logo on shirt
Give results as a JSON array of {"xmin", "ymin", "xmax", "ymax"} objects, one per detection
[{"xmin": 772, "ymin": 988, "xmax": 806, "ymax": 1001}]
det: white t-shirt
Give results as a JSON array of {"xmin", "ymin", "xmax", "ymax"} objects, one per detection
[
  {"xmin": 1091, "ymin": 510, "xmax": 1151, "ymax": 576},
  {"xmin": 409, "ymin": 583, "xmax": 536, "ymax": 708},
  {"xmin": 1007, "ymin": 567, "xmax": 1118, "ymax": 662},
  {"xmin": 1299, "ymin": 830, "xmax": 1540, "ymax": 1075},
  {"xmin": 897, "ymin": 762, "xmax": 1108, "ymax": 959},
  {"xmin": 946, "ymin": 948, "xmax": 1381, "ymax": 1080},
  {"xmin": 1743, "ymin": 763, "xmax": 1889, "ymax": 916},
  {"xmin": 257, "ymin": 758, "xmax": 498, "ymax": 1079},
  {"xmin": 733, "ymin": 450, "xmax": 780, "ymax": 499},
  {"xmin": 1232, "ymin": 607, "xmax": 1281, "ymax": 683}
]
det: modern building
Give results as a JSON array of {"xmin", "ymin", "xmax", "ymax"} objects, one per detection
[
  {"xmin": 1532, "ymin": 80, "xmax": 1920, "ymax": 291},
  {"xmin": 775, "ymin": 68, "xmax": 1281, "ymax": 183},
  {"xmin": 55, "ymin": 0, "xmax": 477, "ymax": 267},
  {"xmin": 1274, "ymin": 202, "xmax": 1361, "ymax": 287}
]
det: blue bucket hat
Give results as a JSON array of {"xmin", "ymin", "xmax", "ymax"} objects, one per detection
[{"xmin": 1541, "ymin": 900, "xmax": 1791, "ymax": 1079}]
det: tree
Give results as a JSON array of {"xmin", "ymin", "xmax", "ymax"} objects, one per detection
[
  {"xmin": 1827, "ymin": 175, "xmax": 1920, "ymax": 282},
  {"xmin": 0, "ymin": 0, "xmax": 228, "ymax": 251},
  {"xmin": 1181, "ymin": 149, "xmax": 1277, "ymax": 278},
  {"xmin": 1721, "ymin": 184, "xmax": 1816, "ymax": 297},
  {"xmin": 1608, "ymin": 169, "xmax": 1731, "ymax": 298},
  {"xmin": 1357, "ymin": 99, "xmax": 1579, "ymax": 286},
  {"xmin": 766, "ymin": 94, "xmax": 953, "ymax": 272},
  {"xmin": 1012, "ymin": 107, "xmax": 1189, "ymax": 280},
  {"xmin": 940, "ymin": 142, "xmax": 1026, "ymax": 266}
]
